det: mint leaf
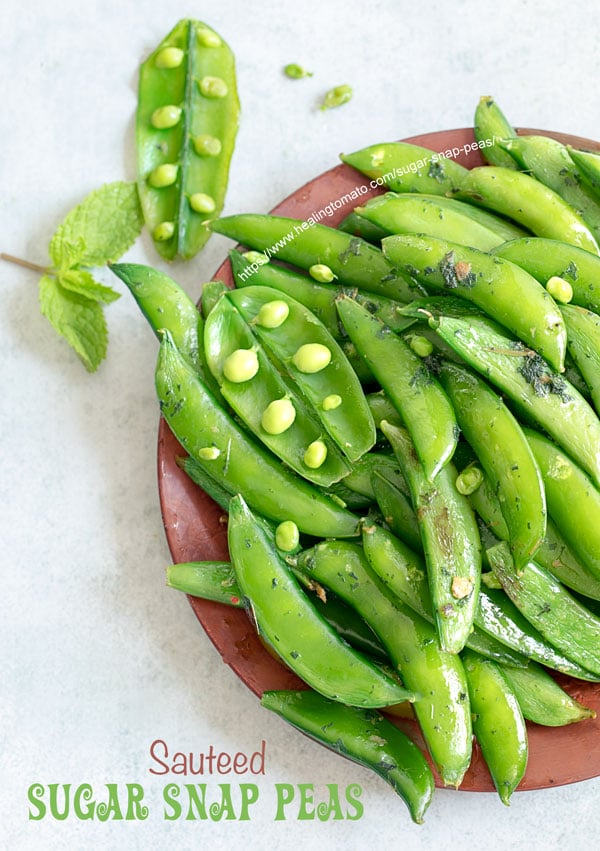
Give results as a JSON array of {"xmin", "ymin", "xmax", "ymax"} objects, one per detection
[
  {"xmin": 50, "ymin": 181, "xmax": 143, "ymax": 267},
  {"xmin": 59, "ymin": 269, "xmax": 121, "ymax": 304},
  {"xmin": 39, "ymin": 274, "xmax": 108, "ymax": 372},
  {"xmin": 49, "ymin": 235, "xmax": 86, "ymax": 271}
]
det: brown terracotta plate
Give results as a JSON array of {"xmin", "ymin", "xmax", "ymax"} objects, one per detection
[{"xmin": 158, "ymin": 127, "xmax": 600, "ymax": 792}]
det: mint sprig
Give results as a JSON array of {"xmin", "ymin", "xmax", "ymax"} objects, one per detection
[{"xmin": 5, "ymin": 181, "xmax": 144, "ymax": 372}]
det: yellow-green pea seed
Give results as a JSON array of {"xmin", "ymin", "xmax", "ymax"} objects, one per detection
[
  {"xmin": 309, "ymin": 263, "xmax": 336, "ymax": 283},
  {"xmin": 546, "ymin": 275, "xmax": 574, "ymax": 304},
  {"xmin": 257, "ymin": 300, "xmax": 290, "ymax": 328},
  {"xmin": 275, "ymin": 520, "xmax": 300, "ymax": 552},
  {"xmin": 197, "ymin": 28, "xmax": 222, "ymax": 48},
  {"xmin": 409, "ymin": 335, "xmax": 434, "ymax": 358},
  {"xmin": 455, "ymin": 465, "xmax": 484, "ymax": 496},
  {"xmin": 243, "ymin": 251, "xmax": 269, "ymax": 266},
  {"xmin": 322, "ymin": 394, "xmax": 342, "ymax": 411},
  {"xmin": 304, "ymin": 440, "xmax": 328, "ymax": 469},
  {"xmin": 261, "ymin": 398, "xmax": 296, "ymax": 434},
  {"xmin": 153, "ymin": 221, "xmax": 175, "ymax": 242},
  {"xmin": 189, "ymin": 193, "xmax": 217, "ymax": 214},
  {"xmin": 321, "ymin": 84, "xmax": 353, "ymax": 110},
  {"xmin": 223, "ymin": 348, "xmax": 259, "ymax": 383},
  {"xmin": 292, "ymin": 343, "xmax": 332, "ymax": 373},
  {"xmin": 199, "ymin": 76, "xmax": 228, "ymax": 99},
  {"xmin": 148, "ymin": 163, "xmax": 179, "ymax": 188},
  {"xmin": 151, "ymin": 105, "xmax": 182, "ymax": 129},
  {"xmin": 193, "ymin": 134, "xmax": 222, "ymax": 157},
  {"xmin": 198, "ymin": 446, "xmax": 221, "ymax": 460},
  {"xmin": 155, "ymin": 47, "xmax": 184, "ymax": 69},
  {"xmin": 283, "ymin": 63, "xmax": 313, "ymax": 79}
]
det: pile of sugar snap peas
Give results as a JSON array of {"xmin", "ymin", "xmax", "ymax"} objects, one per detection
[{"xmin": 113, "ymin": 97, "xmax": 600, "ymax": 823}]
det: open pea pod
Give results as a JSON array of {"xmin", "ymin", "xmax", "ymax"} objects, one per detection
[
  {"xmin": 137, "ymin": 19, "xmax": 239, "ymax": 259},
  {"xmin": 204, "ymin": 292, "xmax": 351, "ymax": 485},
  {"xmin": 226, "ymin": 285, "xmax": 376, "ymax": 463}
]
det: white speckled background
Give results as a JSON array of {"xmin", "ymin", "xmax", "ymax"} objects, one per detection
[{"xmin": 3, "ymin": 0, "xmax": 600, "ymax": 848}]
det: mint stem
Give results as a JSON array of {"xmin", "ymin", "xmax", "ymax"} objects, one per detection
[{"xmin": 1, "ymin": 252, "xmax": 49, "ymax": 274}]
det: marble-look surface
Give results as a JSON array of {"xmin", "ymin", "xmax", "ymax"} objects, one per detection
[{"xmin": 3, "ymin": 0, "xmax": 600, "ymax": 848}]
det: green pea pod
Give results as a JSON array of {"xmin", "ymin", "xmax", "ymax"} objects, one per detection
[
  {"xmin": 200, "ymin": 279, "xmax": 229, "ymax": 318},
  {"xmin": 429, "ymin": 313, "xmax": 600, "ymax": 488},
  {"xmin": 437, "ymin": 361, "xmax": 546, "ymax": 567},
  {"xmin": 462, "ymin": 649, "xmax": 528, "ymax": 806},
  {"xmin": 156, "ymin": 331, "xmax": 358, "ymax": 538},
  {"xmin": 473, "ymin": 96, "xmax": 519, "ymax": 169},
  {"xmin": 525, "ymin": 428, "xmax": 600, "ymax": 583},
  {"xmin": 310, "ymin": 593, "xmax": 388, "ymax": 662},
  {"xmin": 476, "ymin": 585, "xmax": 597, "ymax": 679},
  {"xmin": 226, "ymin": 285, "xmax": 376, "ymax": 462},
  {"xmin": 366, "ymin": 391, "xmax": 404, "ymax": 430},
  {"xmin": 337, "ymin": 211, "xmax": 390, "ymax": 243},
  {"xmin": 561, "ymin": 304, "xmax": 600, "ymax": 414},
  {"xmin": 501, "ymin": 135, "xmax": 600, "ymax": 246},
  {"xmin": 294, "ymin": 540, "xmax": 473, "ymax": 787},
  {"xmin": 371, "ymin": 470, "xmax": 422, "ymax": 554},
  {"xmin": 489, "ymin": 542, "xmax": 600, "ymax": 678},
  {"xmin": 340, "ymin": 141, "xmax": 467, "ymax": 195},
  {"xmin": 137, "ymin": 19, "xmax": 239, "ymax": 259},
  {"xmin": 355, "ymin": 193, "xmax": 506, "ymax": 251},
  {"xmin": 501, "ymin": 662, "xmax": 596, "ymax": 727},
  {"xmin": 493, "ymin": 237, "xmax": 600, "ymax": 313},
  {"xmin": 382, "ymin": 233, "xmax": 567, "ymax": 373},
  {"xmin": 361, "ymin": 523, "xmax": 529, "ymax": 668},
  {"xmin": 381, "ymin": 421, "xmax": 481, "ymax": 654},
  {"xmin": 167, "ymin": 561, "xmax": 243, "ymax": 606},
  {"xmin": 341, "ymin": 452, "xmax": 403, "ymax": 500},
  {"xmin": 179, "ymin": 454, "xmax": 233, "ymax": 512},
  {"xmin": 454, "ymin": 166, "xmax": 600, "ymax": 254},
  {"xmin": 336, "ymin": 296, "xmax": 458, "ymax": 479},
  {"xmin": 567, "ymin": 146, "xmax": 600, "ymax": 195},
  {"xmin": 227, "ymin": 496, "xmax": 412, "ymax": 707},
  {"xmin": 229, "ymin": 250, "xmax": 414, "ymax": 336},
  {"xmin": 210, "ymin": 214, "xmax": 417, "ymax": 301},
  {"xmin": 203, "ymin": 293, "xmax": 351, "ymax": 485},
  {"xmin": 260, "ymin": 690, "xmax": 434, "ymax": 824}
]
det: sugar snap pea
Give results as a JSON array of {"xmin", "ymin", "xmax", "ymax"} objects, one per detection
[
  {"xmin": 226, "ymin": 285, "xmax": 376, "ymax": 462},
  {"xmin": 489, "ymin": 542, "xmax": 600, "ymax": 678},
  {"xmin": 203, "ymin": 292, "xmax": 351, "ymax": 485},
  {"xmin": 382, "ymin": 233, "xmax": 567, "ymax": 373},
  {"xmin": 200, "ymin": 279, "xmax": 229, "ymax": 318},
  {"xmin": 381, "ymin": 421, "xmax": 481, "ymax": 654},
  {"xmin": 437, "ymin": 360, "xmax": 546, "ymax": 567},
  {"xmin": 337, "ymin": 296, "xmax": 458, "ymax": 479},
  {"xmin": 227, "ymin": 495, "xmax": 412, "ymax": 707},
  {"xmin": 567, "ymin": 146, "xmax": 600, "ymax": 195},
  {"xmin": 210, "ymin": 214, "xmax": 417, "ymax": 301},
  {"xmin": 137, "ymin": 19, "xmax": 239, "ymax": 259},
  {"xmin": 494, "ymin": 237, "xmax": 600, "ymax": 313},
  {"xmin": 355, "ymin": 193, "xmax": 506, "ymax": 251},
  {"xmin": 454, "ymin": 166, "xmax": 600, "ymax": 254},
  {"xmin": 370, "ymin": 470, "xmax": 422, "ymax": 554},
  {"xmin": 462, "ymin": 649, "xmax": 528, "ymax": 806},
  {"xmin": 294, "ymin": 540, "xmax": 473, "ymax": 787},
  {"xmin": 340, "ymin": 141, "xmax": 468, "ymax": 195},
  {"xmin": 560, "ymin": 304, "xmax": 600, "ymax": 413},
  {"xmin": 156, "ymin": 331, "xmax": 358, "ymax": 537},
  {"xmin": 337, "ymin": 211, "xmax": 390, "ymax": 243},
  {"xmin": 525, "ymin": 428, "xmax": 600, "ymax": 583},
  {"xmin": 473, "ymin": 96, "xmax": 519, "ymax": 170},
  {"xmin": 261, "ymin": 690, "xmax": 434, "ymax": 824},
  {"xmin": 501, "ymin": 662, "xmax": 596, "ymax": 727},
  {"xmin": 167, "ymin": 561, "xmax": 243, "ymax": 606},
  {"xmin": 429, "ymin": 313, "xmax": 600, "ymax": 488}
]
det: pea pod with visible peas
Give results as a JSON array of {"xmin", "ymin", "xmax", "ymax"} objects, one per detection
[
  {"xmin": 462, "ymin": 649, "xmax": 528, "ymax": 806},
  {"xmin": 156, "ymin": 331, "xmax": 358, "ymax": 538},
  {"xmin": 294, "ymin": 539, "xmax": 473, "ymax": 787},
  {"xmin": 381, "ymin": 421, "xmax": 482, "ymax": 655},
  {"xmin": 382, "ymin": 233, "xmax": 567, "ymax": 373},
  {"xmin": 136, "ymin": 19, "xmax": 239, "ymax": 259},
  {"xmin": 336, "ymin": 295, "xmax": 458, "ymax": 479},
  {"xmin": 227, "ymin": 495, "xmax": 413, "ymax": 708},
  {"xmin": 203, "ymin": 291, "xmax": 351, "ymax": 485},
  {"xmin": 261, "ymin": 689, "xmax": 434, "ymax": 824},
  {"xmin": 428, "ymin": 312, "xmax": 600, "ymax": 489},
  {"xmin": 210, "ymin": 213, "xmax": 418, "ymax": 301}
]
